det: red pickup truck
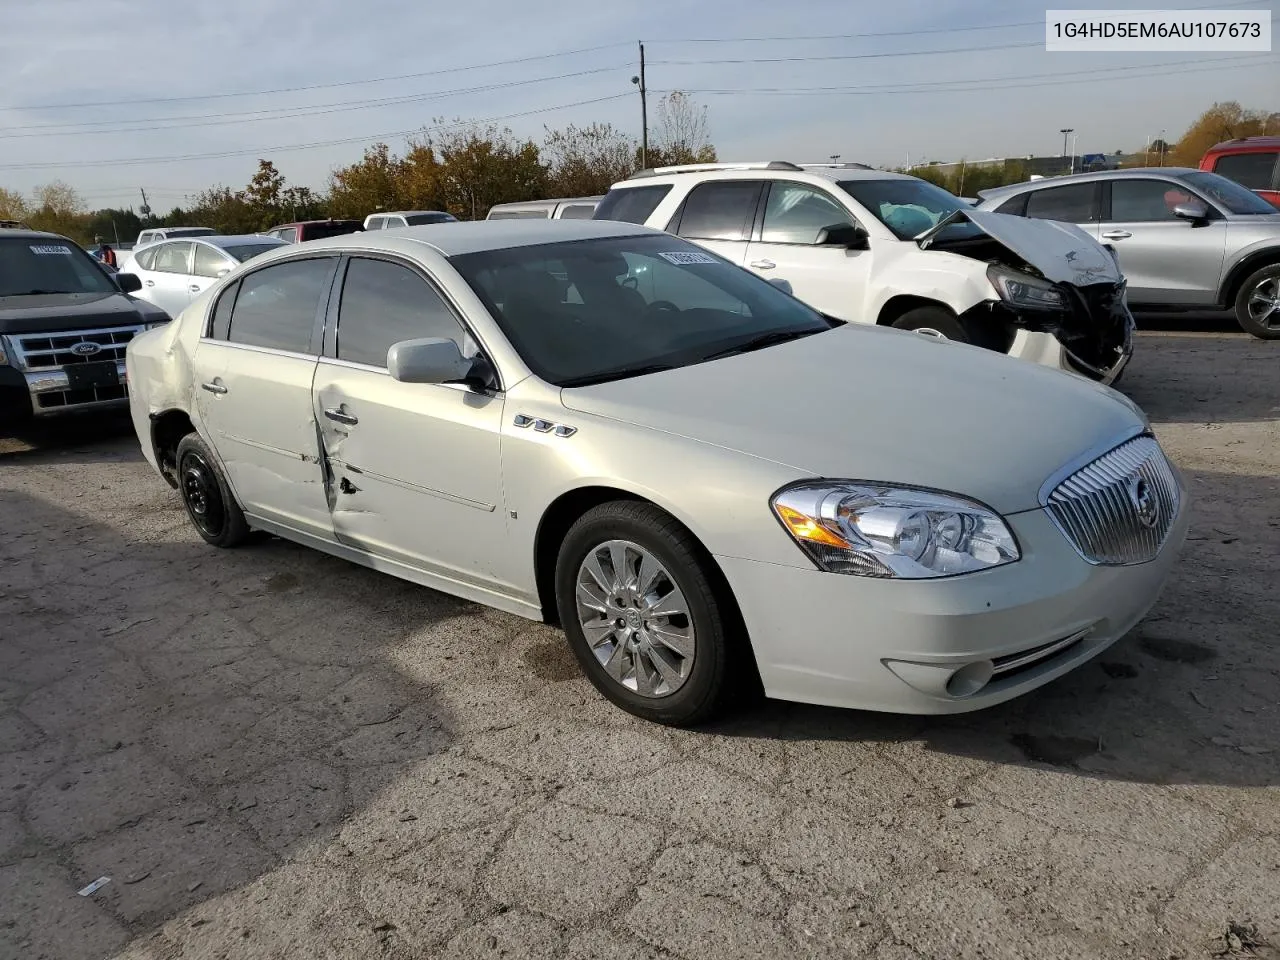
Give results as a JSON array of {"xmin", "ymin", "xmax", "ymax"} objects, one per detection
[{"xmin": 1200, "ymin": 136, "xmax": 1280, "ymax": 209}]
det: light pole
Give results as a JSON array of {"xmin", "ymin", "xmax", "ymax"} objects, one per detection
[
  {"xmin": 1158, "ymin": 128, "xmax": 1167, "ymax": 166},
  {"xmin": 631, "ymin": 42, "xmax": 648, "ymax": 169},
  {"xmin": 1060, "ymin": 127, "xmax": 1074, "ymax": 170},
  {"xmin": 829, "ymin": 154, "xmax": 841, "ymax": 164}
]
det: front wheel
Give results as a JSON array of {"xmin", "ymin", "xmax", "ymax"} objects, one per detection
[
  {"xmin": 1233, "ymin": 264, "xmax": 1280, "ymax": 339},
  {"xmin": 176, "ymin": 433, "xmax": 249, "ymax": 548},
  {"xmin": 554, "ymin": 501, "xmax": 740, "ymax": 726},
  {"xmin": 890, "ymin": 305, "xmax": 1006, "ymax": 351}
]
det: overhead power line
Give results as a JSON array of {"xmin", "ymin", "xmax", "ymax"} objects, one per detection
[
  {"xmin": 0, "ymin": 67, "xmax": 625, "ymax": 139},
  {"xmin": 0, "ymin": 42, "xmax": 632, "ymax": 113},
  {"xmin": 0, "ymin": 93, "xmax": 632, "ymax": 172}
]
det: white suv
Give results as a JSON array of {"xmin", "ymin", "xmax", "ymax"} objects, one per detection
[{"xmin": 593, "ymin": 162, "xmax": 1134, "ymax": 383}]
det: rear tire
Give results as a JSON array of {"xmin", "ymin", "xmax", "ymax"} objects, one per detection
[
  {"xmin": 891, "ymin": 305, "xmax": 1005, "ymax": 351},
  {"xmin": 1233, "ymin": 263, "xmax": 1280, "ymax": 340},
  {"xmin": 176, "ymin": 433, "xmax": 249, "ymax": 548},
  {"xmin": 554, "ymin": 501, "xmax": 741, "ymax": 726}
]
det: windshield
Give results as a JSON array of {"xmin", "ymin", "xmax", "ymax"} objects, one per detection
[
  {"xmin": 0, "ymin": 237, "xmax": 119, "ymax": 297},
  {"xmin": 224, "ymin": 242, "xmax": 284, "ymax": 263},
  {"xmin": 839, "ymin": 178, "xmax": 985, "ymax": 241},
  {"xmin": 1178, "ymin": 171, "xmax": 1278, "ymax": 215},
  {"xmin": 450, "ymin": 234, "xmax": 833, "ymax": 386}
]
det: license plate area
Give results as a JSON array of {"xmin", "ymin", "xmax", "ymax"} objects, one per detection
[{"xmin": 65, "ymin": 361, "xmax": 120, "ymax": 390}]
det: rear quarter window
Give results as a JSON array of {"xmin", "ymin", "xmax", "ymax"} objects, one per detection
[{"xmin": 592, "ymin": 185, "xmax": 674, "ymax": 224}]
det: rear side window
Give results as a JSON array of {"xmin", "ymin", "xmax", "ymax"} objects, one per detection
[
  {"xmin": 192, "ymin": 243, "xmax": 231, "ymax": 279},
  {"xmin": 557, "ymin": 204, "xmax": 597, "ymax": 220},
  {"xmin": 994, "ymin": 194, "xmax": 1029, "ymax": 217},
  {"xmin": 209, "ymin": 280, "xmax": 239, "ymax": 339},
  {"xmin": 404, "ymin": 212, "xmax": 455, "ymax": 225},
  {"xmin": 1024, "ymin": 183, "xmax": 1098, "ymax": 223},
  {"xmin": 490, "ymin": 209, "xmax": 548, "ymax": 220},
  {"xmin": 153, "ymin": 241, "xmax": 193, "ymax": 274},
  {"xmin": 1212, "ymin": 151, "xmax": 1278, "ymax": 190},
  {"xmin": 226, "ymin": 257, "xmax": 335, "ymax": 354},
  {"xmin": 675, "ymin": 182, "xmax": 763, "ymax": 241},
  {"xmin": 133, "ymin": 246, "xmax": 158, "ymax": 270},
  {"xmin": 336, "ymin": 257, "xmax": 465, "ymax": 368},
  {"xmin": 365, "ymin": 217, "xmax": 384, "ymax": 230},
  {"xmin": 592, "ymin": 185, "xmax": 673, "ymax": 224}
]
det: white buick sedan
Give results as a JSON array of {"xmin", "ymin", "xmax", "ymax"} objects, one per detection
[{"xmin": 126, "ymin": 220, "xmax": 1188, "ymax": 726}]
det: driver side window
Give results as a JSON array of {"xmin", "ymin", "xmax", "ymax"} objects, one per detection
[{"xmin": 761, "ymin": 182, "xmax": 855, "ymax": 244}]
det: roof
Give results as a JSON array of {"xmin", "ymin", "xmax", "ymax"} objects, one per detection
[
  {"xmin": 203, "ymin": 235, "xmax": 289, "ymax": 249},
  {"xmin": 490, "ymin": 196, "xmax": 603, "ymax": 208},
  {"xmin": 270, "ymin": 219, "xmax": 363, "ymax": 228},
  {"xmin": 281, "ymin": 218, "xmax": 654, "ymax": 258},
  {"xmin": 616, "ymin": 161, "xmax": 913, "ymax": 187},
  {"xmin": 978, "ymin": 166, "xmax": 1202, "ymax": 199},
  {"xmin": 375, "ymin": 210, "xmax": 454, "ymax": 217},
  {"xmin": 0, "ymin": 229, "xmax": 71, "ymax": 242},
  {"xmin": 1206, "ymin": 136, "xmax": 1280, "ymax": 153}
]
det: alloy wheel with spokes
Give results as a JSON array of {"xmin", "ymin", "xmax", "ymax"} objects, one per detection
[
  {"xmin": 575, "ymin": 539, "xmax": 695, "ymax": 698},
  {"xmin": 1247, "ymin": 275, "xmax": 1280, "ymax": 332}
]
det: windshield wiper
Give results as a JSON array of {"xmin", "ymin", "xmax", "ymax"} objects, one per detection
[
  {"xmin": 5, "ymin": 289, "xmax": 62, "ymax": 296},
  {"xmin": 700, "ymin": 327, "xmax": 824, "ymax": 362},
  {"xmin": 558, "ymin": 363, "xmax": 676, "ymax": 388}
]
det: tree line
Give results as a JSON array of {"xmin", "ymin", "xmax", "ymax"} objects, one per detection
[
  {"xmin": 0, "ymin": 92, "xmax": 715, "ymax": 245},
  {"xmin": 0, "ymin": 98, "xmax": 1272, "ymax": 246}
]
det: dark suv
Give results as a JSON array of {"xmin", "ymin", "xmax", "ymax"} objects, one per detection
[{"xmin": 1, "ymin": 230, "xmax": 170, "ymax": 422}]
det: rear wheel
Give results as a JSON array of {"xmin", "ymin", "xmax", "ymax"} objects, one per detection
[
  {"xmin": 891, "ymin": 305, "xmax": 1005, "ymax": 351},
  {"xmin": 554, "ymin": 501, "xmax": 741, "ymax": 726},
  {"xmin": 1234, "ymin": 264, "xmax": 1280, "ymax": 339},
  {"xmin": 176, "ymin": 434, "xmax": 249, "ymax": 548}
]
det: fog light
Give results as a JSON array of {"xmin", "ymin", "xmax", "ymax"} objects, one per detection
[{"xmin": 946, "ymin": 660, "xmax": 994, "ymax": 698}]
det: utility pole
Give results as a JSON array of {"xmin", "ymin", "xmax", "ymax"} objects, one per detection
[
  {"xmin": 1059, "ymin": 127, "xmax": 1073, "ymax": 163},
  {"xmin": 632, "ymin": 43, "xmax": 648, "ymax": 169},
  {"xmin": 1158, "ymin": 128, "xmax": 1166, "ymax": 166},
  {"xmin": 138, "ymin": 188, "xmax": 152, "ymax": 223}
]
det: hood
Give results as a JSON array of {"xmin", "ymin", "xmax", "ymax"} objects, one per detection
[
  {"xmin": 0, "ymin": 291, "xmax": 168, "ymax": 335},
  {"xmin": 920, "ymin": 209, "xmax": 1121, "ymax": 286},
  {"xmin": 561, "ymin": 324, "xmax": 1144, "ymax": 515}
]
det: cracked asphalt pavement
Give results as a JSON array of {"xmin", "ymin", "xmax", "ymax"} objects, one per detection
[{"xmin": 2, "ymin": 323, "xmax": 1278, "ymax": 960}]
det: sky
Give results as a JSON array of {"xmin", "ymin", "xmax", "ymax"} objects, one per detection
[{"xmin": 0, "ymin": 0, "xmax": 1276, "ymax": 211}]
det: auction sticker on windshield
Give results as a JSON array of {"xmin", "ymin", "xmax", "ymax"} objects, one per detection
[
  {"xmin": 29, "ymin": 245, "xmax": 74, "ymax": 255},
  {"xmin": 658, "ymin": 251, "xmax": 718, "ymax": 265}
]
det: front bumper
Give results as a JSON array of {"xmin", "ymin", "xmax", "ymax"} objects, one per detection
[
  {"xmin": 0, "ymin": 359, "xmax": 129, "ymax": 419},
  {"xmin": 717, "ymin": 497, "xmax": 1189, "ymax": 714},
  {"xmin": 1008, "ymin": 328, "xmax": 1131, "ymax": 386}
]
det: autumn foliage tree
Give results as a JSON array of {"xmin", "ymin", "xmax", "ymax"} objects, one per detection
[
  {"xmin": 543, "ymin": 122, "xmax": 637, "ymax": 196},
  {"xmin": 1171, "ymin": 101, "xmax": 1280, "ymax": 166}
]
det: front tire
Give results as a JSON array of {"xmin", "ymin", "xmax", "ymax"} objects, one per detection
[
  {"xmin": 176, "ymin": 433, "xmax": 249, "ymax": 548},
  {"xmin": 1233, "ymin": 264, "xmax": 1280, "ymax": 339},
  {"xmin": 890, "ymin": 305, "xmax": 1005, "ymax": 351},
  {"xmin": 554, "ymin": 501, "xmax": 739, "ymax": 726}
]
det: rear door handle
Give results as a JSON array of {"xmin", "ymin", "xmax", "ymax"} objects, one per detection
[
  {"xmin": 189, "ymin": 284, "xmax": 202, "ymax": 293},
  {"xmin": 1101, "ymin": 230, "xmax": 1132, "ymax": 240},
  {"xmin": 201, "ymin": 381, "xmax": 227, "ymax": 395},
  {"xmin": 144, "ymin": 280, "xmax": 155, "ymax": 287},
  {"xmin": 324, "ymin": 406, "xmax": 358, "ymax": 426},
  {"xmin": 749, "ymin": 259, "xmax": 776, "ymax": 269}
]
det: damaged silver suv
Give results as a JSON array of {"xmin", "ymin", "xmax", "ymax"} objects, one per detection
[{"xmin": 594, "ymin": 162, "xmax": 1134, "ymax": 383}]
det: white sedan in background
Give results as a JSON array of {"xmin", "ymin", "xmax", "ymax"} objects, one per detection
[
  {"xmin": 119, "ymin": 235, "xmax": 286, "ymax": 318},
  {"xmin": 125, "ymin": 220, "xmax": 1187, "ymax": 726}
]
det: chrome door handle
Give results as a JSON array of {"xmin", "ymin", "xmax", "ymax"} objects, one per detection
[
  {"xmin": 749, "ymin": 259, "xmax": 776, "ymax": 269},
  {"xmin": 201, "ymin": 381, "xmax": 227, "ymax": 395},
  {"xmin": 324, "ymin": 407, "xmax": 358, "ymax": 426},
  {"xmin": 1101, "ymin": 230, "xmax": 1132, "ymax": 240},
  {"xmin": 189, "ymin": 284, "xmax": 202, "ymax": 293},
  {"xmin": 145, "ymin": 280, "xmax": 155, "ymax": 287}
]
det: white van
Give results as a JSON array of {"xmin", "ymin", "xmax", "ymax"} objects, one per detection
[
  {"xmin": 486, "ymin": 197, "xmax": 602, "ymax": 221},
  {"xmin": 135, "ymin": 226, "xmax": 217, "ymax": 246}
]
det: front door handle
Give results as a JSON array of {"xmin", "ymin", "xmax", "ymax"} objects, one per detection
[
  {"xmin": 324, "ymin": 406, "xmax": 358, "ymax": 426},
  {"xmin": 749, "ymin": 259, "xmax": 776, "ymax": 270},
  {"xmin": 144, "ymin": 279, "xmax": 155, "ymax": 287},
  {"xmin": 1101, "ymin": 230, "xmax": 1132, "ymax": 240},
  {"xmin": 201, "ymin": 381, "xmax": 227, "ymax": 395},
  {"xmin": 189, "ymin": 284, "xmax": 202, "ymax": 293}
]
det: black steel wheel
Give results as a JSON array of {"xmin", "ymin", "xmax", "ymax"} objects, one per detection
[{"xmin": 176, "ymin": 433, "xmax": 249, "ymax": 547}]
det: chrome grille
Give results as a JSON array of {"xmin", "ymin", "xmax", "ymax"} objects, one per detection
[
  {"xmin": 1044, "ymin": 435, "xmax": 1180, "ymax": 565},
  {"xmin": 13, "ymin": 326, "xmax": 140, "ymax": 370}
]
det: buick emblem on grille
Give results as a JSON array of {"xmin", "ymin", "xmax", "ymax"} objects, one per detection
[
  {"xmin": 1129, "ymin": 476, "xmax": 1159, "ymax": 528},
  {"xmin": 70, "ymin": 341, "xmax": 102, "ymax": 357}
]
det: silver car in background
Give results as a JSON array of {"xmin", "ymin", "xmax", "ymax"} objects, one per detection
[
  {"xmin": 977, "ymin": 168, "xmax": 1280, "ymax": 339},
  {"xmin": 119, "ymin": 235, "xmax": 288, "ymax": 318}
]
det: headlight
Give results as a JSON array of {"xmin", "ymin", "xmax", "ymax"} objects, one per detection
[
  {"xmin": 987, "ymin": 264, "xmax": 1065, "ymax": 311},
  {"xmin": 771, "ymin": 482, "xmax": 1020, "ymax": 579}
]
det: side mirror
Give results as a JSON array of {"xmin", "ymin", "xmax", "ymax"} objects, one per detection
[
  {"xmin": 815, "ymin": 223, "xmax": 869, "ymax": 249},
  {"xmin": 1173, "ymin": 201, "xmax": 1210, "ymax": 223},
  {"xmin": 387, "ymin": 337, "xmax": 473, "ymax": 385},
  {"xmin": 116, "ymin": 272, "xmax": 142, "ymax": 293},
  {"xmin": 767, "ymin": 277, "xmax": 794, "ymax": 296}
]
